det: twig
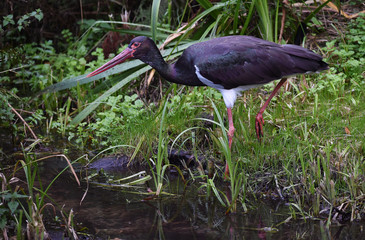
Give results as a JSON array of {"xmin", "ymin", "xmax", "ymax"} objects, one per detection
[
  {"xmin": 274, "ymin": 174, "xmax": 285, "ymax": 200},
  {"xmin": 37, "ymin": 154, "xmax": 81, "ymax": 186},
  {"xmin": 319, "ymin": 0, "xmax": 365, "ymax": 19},
  {"xmin": 0, "ymin": 64, "xmax": 31, "ymax": 74},
  {"xmin": 80, "ymin": 168, "xmax": 89, "ymax": 206},
  {"xmin": 279, "ymin": 0, "xmax": 288, "ymax": 43},
  {"xmin": 8, "ymin": 102, "xmax": 38, "ymax": 140}
]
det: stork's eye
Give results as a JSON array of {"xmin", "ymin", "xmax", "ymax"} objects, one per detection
[{"xmin": 132, "ymin": 42, "xmax": 141, "ymax": 48}]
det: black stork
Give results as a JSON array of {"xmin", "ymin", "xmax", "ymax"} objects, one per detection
[{"xmin": 87, "ymin": 35, "xmax": 328, "ymax": 149}]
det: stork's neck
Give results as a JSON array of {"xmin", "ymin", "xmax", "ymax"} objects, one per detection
[
  {"xmin": 137, "ymin": 44, "xmax": 175, "ymax": 81},
  {"xmin": 138, "ymin": 43, "xmax": 200, "ymax": 86}
]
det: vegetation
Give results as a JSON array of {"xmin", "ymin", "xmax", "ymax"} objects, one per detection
[{"xmin": 1, "ymin": 0, "xmax": 364, "ymax": 238}]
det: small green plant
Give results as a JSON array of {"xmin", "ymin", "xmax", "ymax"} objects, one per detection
[
  {"xmin": 0, "ymin": 173, "xmax": 28, "ymax": 239},
  {"xmin": 319, "ymin": 15, "xmax": 365, "ymax": 97},
  {"xmin": 0, "ymin": 89, "xmax": 17, "ymax": 126},
  {"xmin": 0, "ymin": 9, "xmax": 43, "ymax": 43},
  {"xmin": 0, "ymin": 144, "xmax": 81, "ymax": 239},
  {"xmin": 147, "ymin": 99, "xmax": 171, "ymax": 196}
]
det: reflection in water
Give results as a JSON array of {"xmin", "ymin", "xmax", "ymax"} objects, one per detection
[{"xmin": 38, "ymin": 157, "xmax": 364, "ymax": 239}]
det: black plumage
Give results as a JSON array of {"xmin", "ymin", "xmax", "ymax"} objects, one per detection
[{"xmin": 175, "ymin": 36, "xmax": 327, "ymax": 89}]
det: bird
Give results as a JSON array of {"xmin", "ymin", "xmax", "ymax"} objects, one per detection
[{"xmin": 87, "ymin": 35, "xmax": 328, "ymax": 159}]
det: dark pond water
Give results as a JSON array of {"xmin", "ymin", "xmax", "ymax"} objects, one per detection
[{"xmin": 21, "ymin": 156, "xmax": 365, "ymax": 239}]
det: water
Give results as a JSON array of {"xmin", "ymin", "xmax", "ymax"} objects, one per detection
[{"xmin": 16, "ymin": 156, "xmax": 365, "ymax": 239}]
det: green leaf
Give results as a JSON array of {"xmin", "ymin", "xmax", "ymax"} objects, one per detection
[
  {"xmin": 0, "ymin": 215, "xmax": 7, "ymax": 229},
  {"xmin": 0, "ymin": 208, "xmax": 9, "ymax": 216},
  {"xmin": 8, "ymin": 201, "xmax": 19, "ymax": 214},
  {"xmin": 34, "ymin": 9, "xmax": 44, "ymax": 21},
  {"xmin": 3, "ymin": 14, "xmax": 15, "ymax": 26}
]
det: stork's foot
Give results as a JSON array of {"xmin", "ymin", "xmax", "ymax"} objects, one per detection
[{"xmin": 255, "ymin": 112, "xmax": 264, "ymax": 141}]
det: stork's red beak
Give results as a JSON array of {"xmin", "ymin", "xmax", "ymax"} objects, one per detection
[{"xmin": 86, "ymin": 48, "xmax": 134, "ymax": 77}]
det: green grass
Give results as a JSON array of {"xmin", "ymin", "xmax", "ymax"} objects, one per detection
[{"xmin": 224, "ymin": 76, "xmax": 365, "ymax": 217}]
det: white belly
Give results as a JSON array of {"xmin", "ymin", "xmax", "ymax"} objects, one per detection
[{"xmin": 194, "ymin": 65, "xmax": 264, "ymax": 108}]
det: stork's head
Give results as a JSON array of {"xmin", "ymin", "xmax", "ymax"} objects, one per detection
[{"xmin": 87, "ymin": 36, "xmax": 152, "ymax": 77}]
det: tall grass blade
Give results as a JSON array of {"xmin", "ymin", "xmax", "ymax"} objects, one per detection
[
  {"xmin": 37, "ymin": 59, "xmax": 145, "ymax": 95},
  {"xmin": 146, "ymin": 98, "xmax": 170, "ymax": 195},
  {"xmin": 303, "ymin": 0, "xmax": 331, "ymax": 24},
  {"xmin": 151, "ymin": 0, "xmax": 162, "ymax": 42},
  {"xmin": 196, "ymin": 0, "xmax": 218, "ymax": 19},
  {"xmin": 240, "ymin": 0, "xmax": 256, "ymax": 35},
  {"xmin": 255, "ymin": 0, "xmax": 273, "ymax": 41},
  {"xmin": 208, "ymin": 179, "xmax": 227, "ymax": 207},
  {"xmin": 233, "ymin": 0, "xmax": 242, "ymax": 34},
  {"xmin": 178, "ymin": 0, "xmax": 235, "ymax": 40}
]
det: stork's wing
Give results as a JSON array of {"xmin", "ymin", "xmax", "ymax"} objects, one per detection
[{"xmin": 191, "ymin": 38, "xmax": 327, "ymax": 89}]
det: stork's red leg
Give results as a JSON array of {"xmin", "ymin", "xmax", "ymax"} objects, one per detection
[
  {"xmin": 225, "ymin": 108, "xmax": 235, "ymax": 177},
  {"xmin": 255, "ymin": 78, "xmax": 287, "ymax": 140},
  {"xmin": 227, "ymin": 108, "xmax": 235, "ymax": 149},
  {"xmin": 224, "ymin": 162, "xmax": 230, "ymax": 178}
]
